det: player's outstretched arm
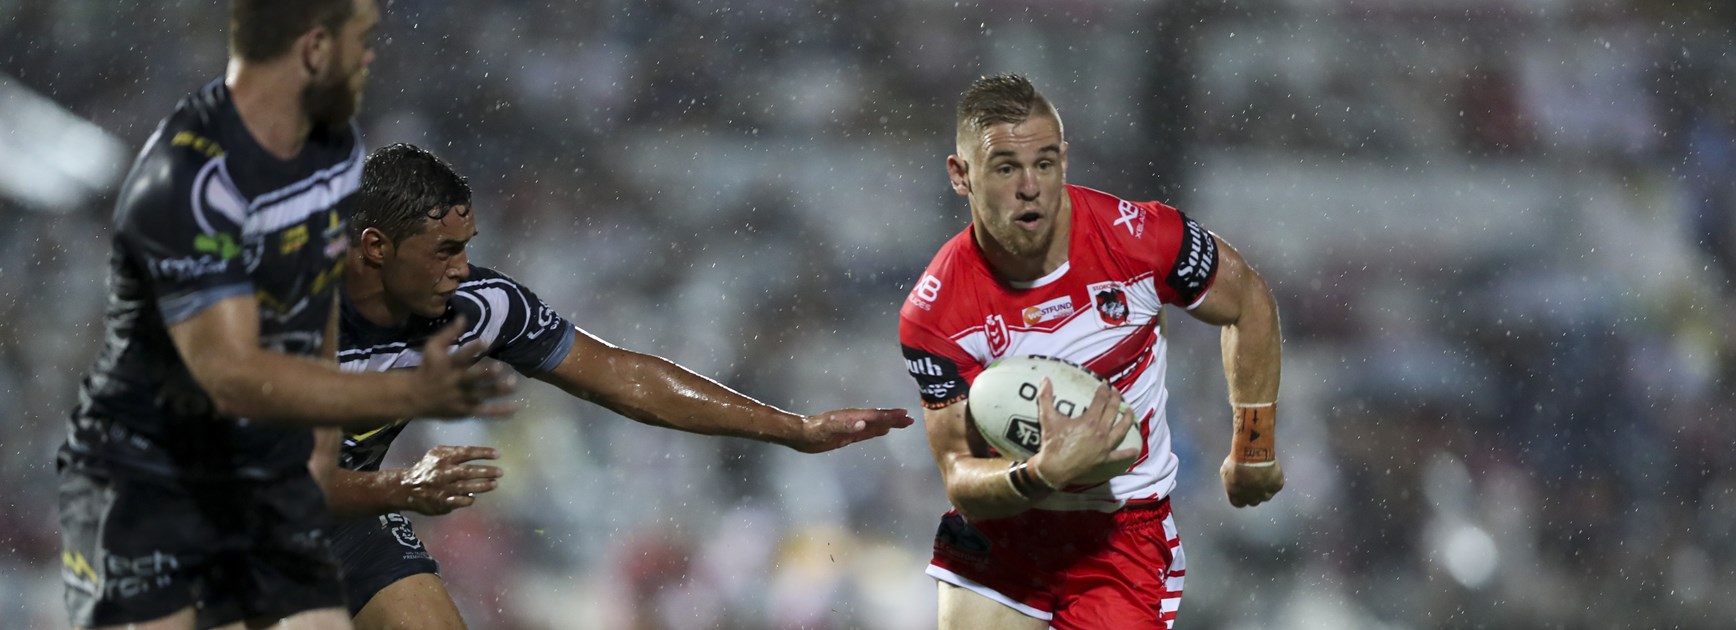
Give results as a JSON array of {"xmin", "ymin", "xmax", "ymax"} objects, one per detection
[
  {"xmin": 321, "ymin": 446, "xmax": 503, "ymax": 519},
  {"xmin": 170, "ymin": 296, "xmax": 519, "ymax": 425},
  {"xmin": 1184, "ymin": 234, "xmax": 1285, "ymax": 508},
  {"xmin": 534, "ymin": 330, "xmax": 913, "ymax": 453},
  {"xmin": 924, "ymin": 382, "xmax": 1136, "ymax": 521}
]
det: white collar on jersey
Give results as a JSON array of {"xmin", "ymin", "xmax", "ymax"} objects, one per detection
[{"xmin": 1005, "ymin": 261, "xmax": 1071, "ymax": 290}]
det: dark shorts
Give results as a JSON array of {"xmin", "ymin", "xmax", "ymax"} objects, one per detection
[
  {"xmin": 57, "ymin": 462, "xmax": 345, "ymax": 628},
  {"xmin": 329, "ymin": 511, "xmax": 441, "ymax": 616}
]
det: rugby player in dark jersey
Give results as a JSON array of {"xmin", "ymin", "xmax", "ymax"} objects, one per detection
[
  {"xmin": 57, "ymin": 3, "xmax": 516, "ymax": 629},
  {"xmin": 317, "ymin": 143, "xmax": 916, "ymax": 629}
]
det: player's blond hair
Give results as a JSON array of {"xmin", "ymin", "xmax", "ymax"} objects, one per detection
[{"xmin": 954, "ymin": 73, "xmax": 1064, "ymax": 158}]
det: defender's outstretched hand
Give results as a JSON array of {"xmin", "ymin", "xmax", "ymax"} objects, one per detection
[
  {"xmin": 793, "ymin": 408, "xmax": 917, "ymax": 453},
  {"xmin": 413, "ymin": 315, "xmax": 519, "ymax": 419},
  {"xmin": 402, "ymin": 445, "xmax": 504, "ymax": 515}
]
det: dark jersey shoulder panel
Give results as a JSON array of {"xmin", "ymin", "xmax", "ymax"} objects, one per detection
[
  {"xmin": 336, "ymin": 264, "xmax": 577, "ymax": 471},
  {"xmin": 64, "ymin": 79, "xmax": 363, "ymax": 480}
]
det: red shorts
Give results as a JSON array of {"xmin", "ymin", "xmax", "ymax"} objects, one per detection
[{"xmin": 928, "ymin": 498, "xmax": 1185, "ymax": 629}]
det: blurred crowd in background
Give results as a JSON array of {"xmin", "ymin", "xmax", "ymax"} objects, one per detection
[{"xmin": 3, "ymin": 0, "xmax": 1734, "ymax": 627}]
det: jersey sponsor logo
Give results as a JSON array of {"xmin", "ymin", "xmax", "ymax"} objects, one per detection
[
  {"xmin": 193, "ymin": 232, "xmax": 241, "ymax": 260},
  {"xmin": 1090, "ymin": 281, "xmax": 1130, "ymax": 325},
  {"xmin": 1021, "ymin": 296, "xmax": 1075, "ymax": 326},
  {"xmin": 908, "ymin": 274, "xmax": 943, "ymax": 310},
  {"xmin": 170, "ymin": 131, "xmax": 223, "ymax": 158},
  {"xmin": 902, "ymin": 345, "xmax": 967, "ymax": 407},
  {"xmin": 985, "ymin": 313, "xmax": 1010, "ymax": 355},
  {"xmin": 921, "ymin": 380, "xmax": 958, "ymax": 399},
  {"xmin": 279, "ymin": 223, "xmax": 309, "ymax": 255},
  {"xmin": 153, "ymin": 254, "xmax": 231, "ymax": 282},
  {"xmin": 906, "ymin": 355, "xmax": 947, "ymax": 377},
  {"xmin": 1114, "ymin": 200, "xmax": 1145, "ymax": 238},
  {"xmin": 1167, "ymin": 214, "xmax": 1218, "ymax": 303}
]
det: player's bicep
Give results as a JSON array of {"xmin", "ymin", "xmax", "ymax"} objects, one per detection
[
  {"xmin": 533, "ymin": 326, "xmax": 623, "ymax": 401},
  {"xmin": 166, "ymin": 293, "xmax": 263, "ymax": 405},
  {"xmin": 1185, "ymin": 234, "xmax": 1260, "ymax": 327}
]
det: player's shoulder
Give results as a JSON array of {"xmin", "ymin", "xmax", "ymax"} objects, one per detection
[
  {"xmin": 899, "ymin": 228, "xmax": 984, "ymax": 326},
  {"xmin": 456, "ymin": 264, "xmax": 529, "ymax": 292},
  {"xmin": 112, "ymin": 83, "xmax": 238, "ymax": 230},
  {"xmin": 447, "ymin": 264, "xmax": 543, "ymax": 321},
  {"xmin": 151, "ymin": 80, "xmax": 234, "ymax": 166},
  {"xmin": 1067, "ymin": 184, "xmax": 1183, "ymax": 238},
  {"xmin": 1067, "ymin": 183, "xmax": 1191, "ymax": 263}
]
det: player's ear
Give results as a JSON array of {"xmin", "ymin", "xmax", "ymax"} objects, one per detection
[
  {"xmin": 299, "ymin": 25, "xmax": 335, "ymax": 78},
  {"xmin": 358, "ymin": 227, "xmax": 392, "ymax": 265},
  {"xmin": 946, "ymin": 155, "xmax": 971, "ymax": 197}
]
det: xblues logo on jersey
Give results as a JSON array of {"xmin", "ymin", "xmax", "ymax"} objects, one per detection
[{"xmin": 1090, "ymin": 281, "xmax": 1129, "ymax": 325}]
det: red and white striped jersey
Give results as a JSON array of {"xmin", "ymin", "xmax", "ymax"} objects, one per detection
[{"xmin": 900, "ymin": 184, "xmax": 1219, "ymax": 512}]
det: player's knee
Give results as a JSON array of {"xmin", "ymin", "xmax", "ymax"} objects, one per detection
[{"xmin": 353, "ymin": 575, "xmax": 465, "ymax": 630}]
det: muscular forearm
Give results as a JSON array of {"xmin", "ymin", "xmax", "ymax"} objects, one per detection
[
  {"xmin": 583, "ymin": 351, "xmax": 806, "ymax": 449},
  {"xmin": 199, "ymin": 350, "xmax": 420, "ymax": 425},
  {"xmin": 1220, "ymin": 274, "xmax": 1280, "ymax": 405},
  {"xmin": 942, "ymin": 454, "xmax": 1043, "ymax": 521},
  {"xmin": 324, "ymin": 467, "xmax": 412, "ymax": 520}
]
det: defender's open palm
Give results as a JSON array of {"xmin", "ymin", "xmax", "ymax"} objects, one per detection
[
  {"xmin": 413, "ymin": 316, "xmax": 518, "ymax": 419},
  {"xmin": 1029, "ymin": 380, "xmax": 1139, "ymax": 487},
  {"xmin": 794, "ymin": 408, "xmax": 917, "ymax": 453},
  {"xmin": 403, "ymin": 445, "xmax": 504, "ymax": 515}
]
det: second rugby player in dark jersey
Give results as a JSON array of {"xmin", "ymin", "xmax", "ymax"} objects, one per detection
[
  {"xmin": 322, "ymin": 144, "xmax": 916, "ymax": 630},
  {"xmin": 56, "ymin": 3, "xmax": 516, "ymax": 629}
]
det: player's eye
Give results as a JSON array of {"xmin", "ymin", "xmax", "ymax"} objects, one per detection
[{"xmin": 996, "ymin": 165, "xmax": 1015, "ymax": 176}]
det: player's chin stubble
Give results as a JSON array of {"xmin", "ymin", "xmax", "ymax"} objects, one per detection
[{"xmin": 302, "ymin": 73, "xmax": 357, "ymax": 127}]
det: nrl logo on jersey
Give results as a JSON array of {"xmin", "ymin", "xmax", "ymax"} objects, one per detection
[
  {"xmin": 984, "ymin": 313, "xmax": 1010, "ymax": 355},
  {"xmin": 1089, "ymin": 281, "xmax": 1129, "ymax": 325}
]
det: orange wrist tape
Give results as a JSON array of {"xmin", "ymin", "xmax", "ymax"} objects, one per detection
[{"xmin": 1231, "ymin": 403, "xmax": 1276, "ymax": 465}]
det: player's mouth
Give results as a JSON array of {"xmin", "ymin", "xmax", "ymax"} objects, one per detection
[{"xmin": 1013, "ymin": 211, "xmax": 1044, "ymax": 230}]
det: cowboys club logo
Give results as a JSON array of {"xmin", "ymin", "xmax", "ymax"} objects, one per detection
[
  {"xmin": 1093, "ymin": 284, "xmax": 1129, "ymax": 325},
  {"xmin": 382, "ymin": 513, "xmax": 425, "ymax": 550}
]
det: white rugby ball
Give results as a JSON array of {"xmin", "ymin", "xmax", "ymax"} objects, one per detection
[{"xmin": 967, "ymin": 355, "xmax": 1140, "ymax": 486}]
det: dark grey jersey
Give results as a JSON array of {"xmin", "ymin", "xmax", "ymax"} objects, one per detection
[
  {"xmin": 337, "ymin": 265, "xmax": 576, "ymax": 471},
  {"xmin": 63, "ymin": 80, "xmax": 362, "ymax": 480}
]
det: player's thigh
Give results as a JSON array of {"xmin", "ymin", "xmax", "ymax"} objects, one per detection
[
  {"xmin": 82, "ymin": 606, "xmax": 196, "ymax": 630},
  {"xmin": 353, "ymin": 573, "xmax": 466, "ymax": 630},
  {"xmin": 207, "ymin": 606, "xmax": 350, "ymax": 630},
  {"xmin": 937, "ymin": 581, "xmax": 1048, "ymax": 630}
]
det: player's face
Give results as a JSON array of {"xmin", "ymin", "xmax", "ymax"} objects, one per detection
[
  {"xmin": 955, "ymin": 114, "xmax": 1068, "ymax": 260},
  {"xmin": 304, "ymin": 0, "xmax": 379, "ymax": 127},
  {"xmin": 382, "ymin": 207, "xmax": 475, "ymax": 319}
]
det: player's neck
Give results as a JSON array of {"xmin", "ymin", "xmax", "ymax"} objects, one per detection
[
  {"xmin": 977, "ymin": 198, "xmax": 1072, "ymax": 283},
  {"xmin": 225, "ymin": 57, "xmax": 313, "ymax": 161},
  {"xmin": 344, "ymin": 258, "xmax": 411, "ymax": 328}
]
